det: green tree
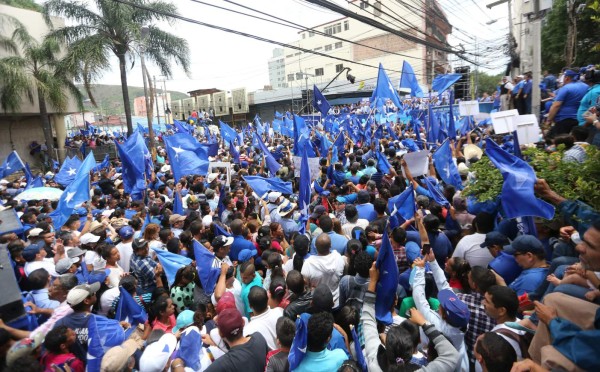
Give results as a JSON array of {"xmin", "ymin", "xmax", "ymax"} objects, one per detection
[
  {"xmin": 43, "ymin": 0, "xmax": 191, "ymax": 136},
  {"xmin": 0, "ymin": 19, "xmax": 83, "ymax": 159},
  {"xmin": 475, "ymin": 71, "xmax": 502, "ymax": 97}
]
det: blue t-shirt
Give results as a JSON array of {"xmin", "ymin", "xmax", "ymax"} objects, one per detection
[
  {"xmin": 554, "ymin": 81, "xmax": 589, "ymax": 122},
  {"xmin": 299, "ymin": 313, "xmax": 350, "ymax": 357},
  {"xmin": 577, "ymin": 83, "xmax": 600, "ymax": 125},
  {"xmin": 509, "ymin": 266, "xmax": 549, "ymax": 296}
]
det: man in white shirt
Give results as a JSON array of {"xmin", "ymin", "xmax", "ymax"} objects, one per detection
[
  {"xmin": 243, "ymin": 286, "xmax": 284, "ymax": 350},
  {"xmin": 23, "ymin": 243, "xmax": 59, "ymax": 277},
  {"xmin": 301, "ymin": 234, "xmax": 345, "ymax": 307},
  {"xmin": 116, "ymin": 226, "xmax": 135, "ymax": 273},
  {"xmin": 452, "ymin": 212, "xmax": 498, "ymax": 268}
]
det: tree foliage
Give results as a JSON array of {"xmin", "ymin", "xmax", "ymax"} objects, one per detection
[
  {"xmin": 463, "ymin": 145, "xmax": 600, "ymax": 213},
  {"xmin": 542, "ymin": 0, "xmax": 600, "ymax": 72},
  {"xmin": 475, "ymin": 71, "xmax": 502, "ymax": 97},
  {"xmin": 0, "ymin": 0, "xmax": 42, "ymax": 12},
  {"xmin": 43, "ymin": 0, "xmax": 191, "ymax": 135}
]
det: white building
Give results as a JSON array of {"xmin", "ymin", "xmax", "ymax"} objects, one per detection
[{"xmin": 263, "ymin": 0, "xmax": 451, "ymax": 106}]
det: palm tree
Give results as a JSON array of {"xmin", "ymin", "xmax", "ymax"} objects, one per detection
[
  {"xmin": 43, "ymin": 0, "xmax": 191, "ymax": 135},
  {"xmin": 0, "ymin": 18, "xmax": 83, "ymax": 160}
]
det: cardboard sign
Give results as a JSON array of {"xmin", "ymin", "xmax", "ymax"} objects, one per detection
[
  {"xmin": 458, "ymin": 100, "xmax": 480, "ymax": 116},
  {"xmin": 490, "ymin": 110, "xmax": 519, "ymax": 134},
  {"xmin": 292, "ymin": 156, "xmax": 321, "ymax": 180},
  {"xmin": 401, "ymin": 150, "xmax": 430, "ymax": 178},
  {"xmin": 514, "ymin": 115, "xmax": 540, "ymax": 144}
]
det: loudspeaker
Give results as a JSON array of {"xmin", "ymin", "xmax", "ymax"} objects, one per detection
[{"xmin": 0, "ymin": 245, "xmax": 26, "ymax": 323}]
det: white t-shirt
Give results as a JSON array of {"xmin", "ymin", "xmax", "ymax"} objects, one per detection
[
  {"xmin": 452, "ymin": 233, "xmax": 494, "ymax": 268},
  {"xmin": 99, "ymin": 286, "xmax": 120, "ymax": 316},
  {"xmin": 210, "ymin": 279, "xmax": 244, "ymax": 315},
  {"xmin": 84, "ymin": 250, "xmax": 106, "ymax": 271},
  {"xmin": 106, "ymin": 264, "xmax": 124, "ymax": 288},
  {"xmin": 301, "ymin": 251, "xmax": 345, "ymax": 307},
  {"xmin": 24, "ymin": 259, "xmax": 58, "ymax": 277},
  {"xmin": 243, "ymin": 307, "xmax": 284, "ymax": 350},
  {"xmin": 116, "ymin": 241, "xmax": 133, "ymax": 273}
]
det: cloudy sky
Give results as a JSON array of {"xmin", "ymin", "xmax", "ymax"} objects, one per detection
[{"xmin": 75, "ymin": 0, "xmax": 510, "ymax": 94}]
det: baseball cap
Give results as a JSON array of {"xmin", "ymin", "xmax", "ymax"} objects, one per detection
[
  {"xmin": 336, "ymin": 195, "xmax": 348, "ymax": 203},
  {"xmin": 88, "ymin": 269, "xmax": 110, "ymax": 285},
  {"xmin": 80, "ymin": 232, "xmax": 100, "ymax": 245},
  {"xmin": 55, "ymin": 257, "xmax": 80, "ymax": 275},
  {"xmin": 238, "ymin": 249, "xmax": 257, "ymax": 262},
  {"xmin": 172, "ymin": 309, "xmax": 195, "ymax": 334},
  {"xmin": 67, "ymin": 247, "xmax": 87, "ymax": 259},
  {"xmin": 197, "ymin": 194, "xmax": 207, "ymax": 203},
  {"xmin": 563, "ymin": 69, "xmax": 579, "ymax": 78},
  {"xmin": 217, "ymin": 308, "xmax": 244, "ymax": 339},
  {"xmin": 207, "ymin": 173, "xmax": 219, "ymax": 183},
  {"xmin": 437, "ymin": 289, "xmax": 470, "ymax": 329},
  {"xmin": 480, "ymin": 231, "xmax": 510, "ymax": 248},
  {"xmin": 139, "ymin": 333, "xmax": 177, "ymax": 372},
  {"xmin": 118, "ymin": 226, "xmax": 134, "ymax": 240},
  {"xmin": 310, "ymin": 205, "xmax": 327, "ymax": 219},
  {"xmin": 66, "ymin": 282, "xmax": 101, "ymax": 306},
  {"xmin": 22, "ymin": 243, "xmax": 43, "ymax": 262},
  {"xmin": 169, "ymin": 214, "xmax": 186, "ymax": 224},
  {"xmin": 27, "ymin": 228, "xmax": 44, "ymax": 239},
  {"xmin": 5, "ymin": 333, "xmax": 44, "ymax": 366},
  {"xmin": 268, "ymin": 191, "xmax": 282, "ymax": 203},
  {"xmin": 503, "ymin": 235, "xmax": 545, "ymax": 255},
  {"xmin": 132, "ymin": 238, "xmax": 149, "ymax": 251},
  {"xmin": 212, "ymin": 235, "xmax": 234, "ymax": 249},
  {"xmin": 37, "ymin": 213, "xmax": 50, "ymax": 222},
  {"xmin": 216, "ymin": 292, "xmax": 237, "ymax": 314}
]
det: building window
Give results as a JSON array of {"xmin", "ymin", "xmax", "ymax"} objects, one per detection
[
  {"xmin": 374, "ymin": 1, "xmax": 381, "ymax": 17},
  {"xmin": 296, "ymin": 72, "xmax": 304, "ymax": 80},
  {"xmin": 344, "ymin": 20, "xmax": 349, "ymax": 31},
  {"xmin": 286, "ymin": 54, "xmax": 293, "ymax": 58},
  {"xmin": 294, "ymin": 52, "xmax": 301, "ymax": 56},
  {"xmin": 288, "ymin": 74, "xmax": 295, "ymax": 81},
  {"xmin": 309, "ymin": 30, "xmax": 315, "ymax": 37},
  {"xmin": 324, "ymin": 44, "xmax": 332, "ymax": 51},
  {"xmin": 336, "ymin": 64, "xmax": 344, "ymax": 73},
  {"xmin": 315, "ymin": 68, "xmax": 324, "ymax": 76},
  {"xmin": 324, "ymin": 23, "xmax": 342, "ymax": 35},
  {"xmin": 335, "ymin": 42, "xmax": 342, "ymax": 49},
  {"xmin": 302, "ymin": 33, "xmax": 306, "ymax": 39},
  {"xmin": 314, "ymin": 47, "xmax": 322, "ymax": 51},
  {"xmin": 360, "ymin": 0, "xmax": 369, "ymax": 9}
]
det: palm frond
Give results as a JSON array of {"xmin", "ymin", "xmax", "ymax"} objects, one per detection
[
  {"xmin": 43, "ymin": 0, "xmax": 103, "ymax": 28},
  {"xmin": 144, "ymin": 26, "xmax": 190, "ymax": 77},
  {"xmin": 0, "ymin": 35, "xmax": 20, "ymax": 55},
  {"xmin": 0, "ymin": 57, "xmax": 34, "ymax": 112}
]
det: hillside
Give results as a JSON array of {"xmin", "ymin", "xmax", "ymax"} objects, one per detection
[{"xmin": 78, "ymin": 84, "xmax": 189, "ymax": 115}]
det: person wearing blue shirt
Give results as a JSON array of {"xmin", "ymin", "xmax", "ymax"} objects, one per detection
[
  {"xmin": 293, "ymin": 312, "xmax": 347, "ymax": 372},
  {"xmin": 500, "ymin": 235, "xmax": 549, "ymax": 297},
  {"xmin": 546, "ymin": 69, "xmax": 590, "ymax": 138},
  {"xmin": 512, "ymin": 76, "xmax": 525, "ymax": 113},
  {"xmin": 521, "ymin": 73, "xmax": 533, "ymax": 114},
  {"xmin": 229, "ymin": 219, "xmax": 256, "ymax": 262},
  {"xmin": 310, "ymin": 215, "xmax": 348, "ymax": 255},
  {"xmin": 354, "ymin": 190, "xmax": 377, "ymax": 221},
  {"xmin": 577, "ymin": 80, "xmax": 600, "ymax": 125}
]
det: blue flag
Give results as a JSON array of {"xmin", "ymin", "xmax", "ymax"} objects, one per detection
[
  {"xmin": 174, "ymin": 120, "xmax": 191, "ymax": 134},
  {"xmin": 193, "ymin": 240, "xmax": 220, "ymax": 295},
  {"xmin": 388, "ymin": 184, "xmax": 416, "ymax": 229},
  {"xmin": 92, "ymin": 154, "xmax": 110, "ymax": 173},
  {"xmin": 312, "ymin": 85, "xmax": 331, "ymax": 116},
  {"xmin": 432, "ymin": 73, "xmax": 463, "ymax": 95},
  {"xmin": 219, "ymin": 121, "xmax": 238, "ymax": 145},
  {"xmin": 24, "ymin": 163, "xmax": 43, "ymax": 189},
  {"xmin": 275, "ymin": 111, "xmax": 284, "ymax": 119},
  {"xmin": 433, "ymin": 139, "xmax": 463, "ymax": 190},
  {"xmin": 153, "ymin": 248, "xmax": 193, "ymax": 286},
  {"xmin": 448, "ymin": 90, "xmax": 457, "ymax": 138},
  {"xmin": 179, "ymin": 327, "xmax": 202, "ymax": 370},
  {"xmin": 164, "ymin": 133, "xmax": 209, "ymax": 181},
  {"xmin": 298, "ymin": 147, "xmax": 312, "ymax": 234},
  {"xmin": 423, "ymin": 177, "xmax": 449, "ymax": 207},
  {"xmin": 255, "ymin": 115, "xmax": 265, "ymax": 136},
  {"xmin": 87, "ymin": 314, "xmax": 126, "ymax": 372},
  {"xmin": 293, "ymin": 115, "xmax": 315, "ymax": 157},
  {"xmin": 370, "ymin": 63, "xmax": 402, "ymax": 109},
  {"xmin": 173, "ymin": 190, "xmax": 184, "ymax": 215},
  {"xmin": 116, "ymin": 286, "xmax": 148, "ymax": 326},
  {"xmin": 214, "ymin": 223, "xmax": 232, "ymax": 237},
  {"xmin": 399, "ymin": 60, "xmax": 424, "ymax": 98},
  {"xmin": 199, "ymin": 142, "xmax": 219, "ymax": 157},
  {"xmin": 229, "ymin": 142, "xmax": 240, "ymax": 164},
  {"xmin": 114, "ymin": 137, "xmax": 145, "ymax": 201},
  {"xmin": 376, "ymin": 151, "xmax": 392, "ymax": 174},
  {"xmin": 55, "ymin": 156, "xmax": 83, "ymax": 187},
  {"xmin": 288, "ymin": 316, "xmax": 308, "ymax": 370},
  {"xmin": 216, "ymin": 184, "xmax": 226, "ymax": 219},
  {"xmin": 485, "ymin": 138, "xmax": 555, "ymax": 219},
  {"xmin": 351, "ymin": 326, "xmax": 368, "ymax": 372},
  {"xmin": 332, "ymin": 132, "xmax": 345, "ymax": 164},
  {"xmin": 253, "ymin": 133, "xmax": 282, "ymax": 176},
  {"xmin": 50, "ymin": 152, "xmax": 96, "ymax": 229},
  {"xmin": 375, "ymin": 229, "xmax": 399, "ymax": 325},
  {"xmin": 243, "ymin": 175, "xmax": 293, "ymax": 199}
]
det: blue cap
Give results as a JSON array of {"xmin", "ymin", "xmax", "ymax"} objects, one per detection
[
  {"xmin": 119, "ymin": 226, "xmax": 134, "ymax": 239},
  {"xmin": 503, "ymin": 235, "xmax": 545, "ymax": 255},
  {"xmin": 22, "ymin": 243, "xmax": 43, "ymax": 262},
  {"xmin": 489, "ymin": 252, "xmax": 523, "ymax": 284},
  {"xmin": 172, "ymin": 310, "xmax": 195, "ymax": 334},
  {"xmin": 437, "ymin": 289, "xmax": 470, "ymax": 329},
  {"xmin": 480, "ymin": 231, "xmax": 510, "ymax": 248},
  {"xmin": 76, "ymin": 207, "xmax": 88, "ymax": 216},
  {"xmin": 238, "ymin": 249, "xmax": 257, "ymax": 262},
  {"xmin": 88, "ymin": 269, "xmax": 109, "ymax": 285}
]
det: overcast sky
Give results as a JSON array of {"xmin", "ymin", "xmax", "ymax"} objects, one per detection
[{"xmin": 72, "ymin": 0, "xmax": 510, "ymax": 94}]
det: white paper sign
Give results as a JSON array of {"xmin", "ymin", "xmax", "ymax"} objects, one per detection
[
  {"xmin": 401, "ymin": 150, "xmax": 430, "ymax": 178},
  {"xmin": 208, "ymin": 162, "xmax": 231, "ymax": 186},
  {"xmin": 458, "ymin": 100, "xmax": 480, "ymax": 116},
  {"xmin": 514, "ymin": 115, "xmax": 540, "ymax": 144},
  {"xmin": 292, "ymin": 156, "xmax": 321, "ymax": 180},
  {"xmin": 490, "ymin": 110, "xmax": 519, "ymax": 134}
]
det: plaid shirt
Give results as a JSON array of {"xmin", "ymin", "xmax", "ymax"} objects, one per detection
[
  {"xmin": 392, "ymin": 245, "xmax": 410, "ymax": 273},
  {"xmin": 130, "ymin": 254, "xmax": 158, "ymax": 291},
  {"xmin": 457, "ymin": 292, "xmax": 496, "ymax": 364}
]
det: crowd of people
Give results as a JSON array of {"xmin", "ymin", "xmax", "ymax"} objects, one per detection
[{"xmin": 0, "ymin": 65, "xmax": 599, "ymax": 372}]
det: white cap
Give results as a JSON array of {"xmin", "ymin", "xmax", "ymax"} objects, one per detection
[
  {"xmin": 207, "ymin": 173, "xmax": 219, "ymax": 183},
  {"xmin": 139, "ymin": 333, "xmax": 177, "ymax": 372},
  {"xmin": 66, "ymin": 283, "xmax": 100, "ymax": 306},
  {"xmin": 160, "ymin": 164, "xmax": 171, "ymax": 173},
  {"xmin": 80, "ymin": 232, "xmax": 100, "ymax": 245},
  {"xmin": 202, "ymin": 215, "xmax": 213, "ymax": 228},
  {"xmin": 268, "ymin": 191, "xmax": 282, "ymax": 203},
  {"xmin": 27, "ymin": 228, "xmax": 44, "ymax": 238}
]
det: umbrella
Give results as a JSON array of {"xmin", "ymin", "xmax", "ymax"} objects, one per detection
[{"xmin": 15, "ymin": 187, "xmax": 64, "ymax": 201}]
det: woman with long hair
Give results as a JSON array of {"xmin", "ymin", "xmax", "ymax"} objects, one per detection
[{"xmin": 170, "ymin": 265, "xmax": 196, "ymax": 313}]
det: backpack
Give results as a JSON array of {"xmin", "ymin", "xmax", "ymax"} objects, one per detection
[
  {"xmin": 495, "ymin": 327, "xmax": 534, "ymax": 359},
  {"xmin": 343, "ymin": 276, "xmax": 369, "ymax": 313}
]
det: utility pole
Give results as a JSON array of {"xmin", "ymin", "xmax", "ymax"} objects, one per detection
[{"xmin": 154, "ymin": 75, "xmax": 161, "ymax": 130}]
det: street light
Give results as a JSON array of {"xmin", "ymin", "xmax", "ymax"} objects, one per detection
[{"xmin": 296, "ymin": 67, "xmax": 356, "ymax": 114}]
